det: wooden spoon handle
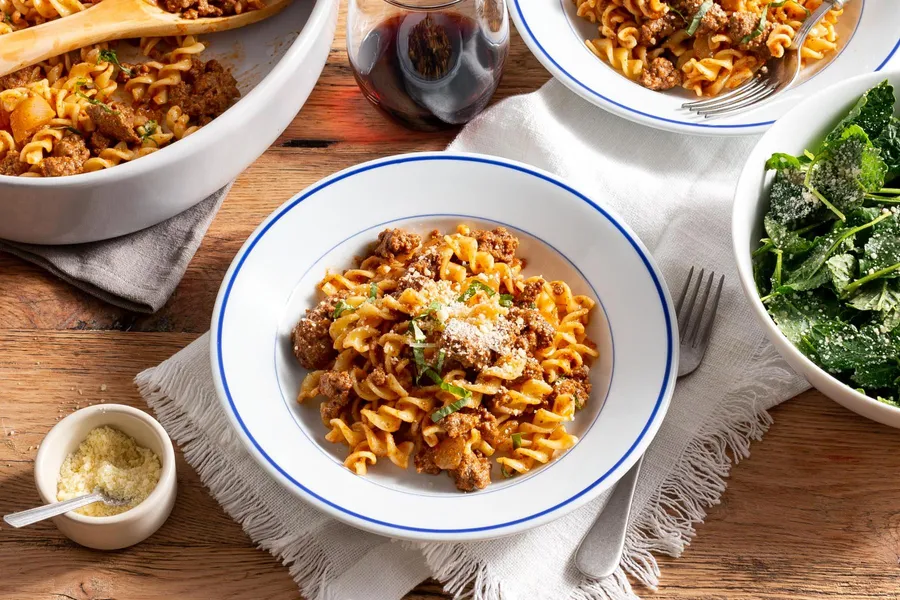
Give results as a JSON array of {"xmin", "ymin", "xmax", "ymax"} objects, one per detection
[{"xmin": 0, "ymin": 0, "xmax": 159, "ymax": 77}]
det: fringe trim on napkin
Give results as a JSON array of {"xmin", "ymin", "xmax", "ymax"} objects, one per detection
[
  {"xmin": 135, "ymin": 361, "xmax": 334, "ymax": 600},
  {"xmin": 419, "ymin": 340, "xmax": 797, "ymax": 600}
]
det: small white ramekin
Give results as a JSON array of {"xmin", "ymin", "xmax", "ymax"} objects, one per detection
[{"xmin": 33, "ymin": 404, "xmax": 177, "ymax": 550}]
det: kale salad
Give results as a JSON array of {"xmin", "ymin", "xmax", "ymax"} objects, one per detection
[{"xmin": 753, "ymin": 80, "xmax": 900, "ymax": 407}]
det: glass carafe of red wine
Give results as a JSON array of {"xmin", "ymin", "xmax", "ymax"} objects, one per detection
[{"xmin": 347, "ymin": 0, "xmax": 509, "ymax": 131}]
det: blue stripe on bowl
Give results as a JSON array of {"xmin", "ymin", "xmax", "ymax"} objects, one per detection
[{"xmin": 215, "ymin": 154, "xmax": 675, "ymax": 534}]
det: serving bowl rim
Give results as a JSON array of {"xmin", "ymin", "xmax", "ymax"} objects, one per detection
[
  {"xmin": 0, "ymin": 0, "xmax": 333, "ymax": 188},
  {"xmin": 208, "ymin": 150, "xmax": 679, "ymax": 541}
]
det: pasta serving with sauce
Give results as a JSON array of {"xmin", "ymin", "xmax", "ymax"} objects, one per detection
[
  {"xmin": 0, "ymin": 0, "xmax": 262, "ymax": 177},
  {"xmin": 575, "ymin": 0, "xmax": 843, "ymax": 96},
  {"xmin": 291, "ymin": 225, "xmax": 599, "ymax": 491}
]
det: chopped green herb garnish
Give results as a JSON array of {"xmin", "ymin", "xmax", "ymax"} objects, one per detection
[
  {"xmin": 741, "ymin": 0, "xmax": 793, "ymax": 45},
  {"xmin": 3, "ymin": 13, "xmax": 12, "ymax": 24},
  {"xmin": 753, "ymin": 80, "xmax": 900, "ymax": 402},
  {"xmin": 64, "ymin": 126, "xmax": 82, "ymax": 136},
  {"xmin": 75, "ymin": 92, "xmax": 117, "ymax": 114},
  {"xmin": 511, "ymin": 433, "xmax": 523, "ymax": 449},
  {"xmin": 409, "ymin": 320, "xmax": 427, "ymax": 380},
  {"xmin": 139, "ymin": 120, "xmax": 159, "ymax": 146},
  {"xmin": 499, "ymin": 294, "xmax": 514, "ymax": 307},
  {"xmin": 685, "ymin": 0, "xmax": 713, "ymax": 36},
  {"xmin": 368, "ymin": 282, "xmax": 378, "ymax": 302},
  {"xmin": 333, "ymin": 300, "xmax": 356, "ymax": 319},
  {"xmin": 412, "ymin": 300, "xmax": 441, "ymax": 322},
  {"xmin": 500, "ymin": 465, "xmax": 516, "ymax": 478},
  {"xmin": 433, "ymin": 348, "xmax": 446, "ymax": 374},
  {"xmin": 458, "ymin": 280, "xmax": 496, "ymax": 302},
  {"xmin": 98, "ymin": 48, "xmax": 133, "ymax": 76},
  {"xmin": 430, "ymin": 397, "xmax": 470, "ymax": 422}
]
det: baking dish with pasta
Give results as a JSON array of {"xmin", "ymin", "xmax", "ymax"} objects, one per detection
[{"xmin": 0, "ymin": 0, "xmax": 337, "ymax": 244}]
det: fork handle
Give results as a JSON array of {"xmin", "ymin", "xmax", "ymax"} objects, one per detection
[
  {"xmin": 790, "ymin": 0, "xmax": 845, "ymax": 50},
  {"xmin": 574, "ymin": 456, "xmax": 643, "ymax": 579}
]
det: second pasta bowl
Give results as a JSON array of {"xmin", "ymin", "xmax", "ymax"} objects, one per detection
[{"xmin": 211, "ymin": 152, "xmax": 677, "ymax": 541}]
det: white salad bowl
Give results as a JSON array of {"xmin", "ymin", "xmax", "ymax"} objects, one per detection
[
  {"xmin": 0, "ymin": 0, "xmax": 338, "ymax": 245},
  {"xmin": 210, "ymin": 151, "xmax": 678, "ymax": 541},
  {"xmin": 511, "ymin": 0, "xmax": 899, "ymax": 136},
  {"xmin": 733, "ymin": 70, "xmax": 900, "ymax": 429}
]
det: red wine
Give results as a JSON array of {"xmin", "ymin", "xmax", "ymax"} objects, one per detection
[{"xmin": 350, "ymin": 13, "xmax": 508, "ymax": 131}]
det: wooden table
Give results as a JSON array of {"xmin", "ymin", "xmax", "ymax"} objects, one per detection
[{"xmin": 2, "ymin": 7, "xmax": 899, "ymax": 600}]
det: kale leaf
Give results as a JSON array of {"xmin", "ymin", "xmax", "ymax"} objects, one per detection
[
  {"xmin": 810, "ymin": 125, "xmax": 888, "ymax": 215},
  {"xmin": 859, "ymin": 212, "xmax": 900, "ymax": 277},
  {"xmin": 768, "ymin": 168, "xmax": 821, "ymax": 227},
  {"xmin": 874, "ymin": 116, "xmax": 900, "ymax": 176},
  {"xmin": 826, "ymin": 253, "xmax": 855, "ymax": 293},
  {"xmin": 823, "ymin": 80, "xmax": 895, "ymax": 147},
  {"xmin": 778, "ymin": 226, "xmax": 854, "ymax": 293},
  {"xmin": 764, "ymin": 214, "xmax": 814, "ymax": 255},
  {"xmin": 846, "ymin": 280, "xmax": 900, "ymax": 312},
  {"xmin": 800, "ymin": 320, "xmax": 897, "ymax": 374},
  {"xmin": 767, "ymin": 292, "xmax": 841, "ymax": 345}
]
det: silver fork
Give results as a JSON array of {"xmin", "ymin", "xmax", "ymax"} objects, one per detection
[
  {"xmin": 575, "ymin": 267, "xmax": 724, "ymax": 580},
  {"xmin": 682, "ymin": 0, "xmax": 845, "ymax": 119}
]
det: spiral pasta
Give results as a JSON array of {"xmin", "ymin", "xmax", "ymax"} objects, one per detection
[
  {"xmin": 292, "ymin": 225, "xmax": 599, "ymax": 491},
  {"xmin": 573, "ymin": 0, "xmax": 845, "ymax": 96}
]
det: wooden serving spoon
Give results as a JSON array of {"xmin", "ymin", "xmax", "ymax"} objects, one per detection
[{"xmin": 0, "ymin": 0, "xmax": 292, "ymax": 77}]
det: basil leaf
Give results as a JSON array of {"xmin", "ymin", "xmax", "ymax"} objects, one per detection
[
  {"xmin": 499, "ymin": 294, "xmax": 514, "ymax": 307},
  {"xmin": 368, "ymin": 282, "xmax": 378, "ymax": 302},
  {"xmin": 433, "ymin": 347, "xmax": 446, "ymax": 374},
  {"xmin": 740, "ymin": 1, "xmax": 789, "ymax": 44},
  {"xmin": 430, "ymin": 398, "xmax": 470, "ymax": 422},
  {"xmin": 333, "ymin": 300, "xmax": 356, "ymax": 319},
  {"xmin": 413, "ymin": 300, "xmax": 441, "ymax": 321},
  {"xmin": 458, "ymin": 281, "xmax": 496, "ymax": 302},
  {"xmin": 97, "ymin": 49, "xmax": 133, "ymax": 76},
  {"xmin": 75, "ymin": 92, "xmax": 118, "ymax": 115},
  {"xmin": 511, "ymin": 433, "xmax": 523, "ymax": 449},
  {"xmin": 686, "ymin": 0, "xmax": 713, "ymax": 36}
]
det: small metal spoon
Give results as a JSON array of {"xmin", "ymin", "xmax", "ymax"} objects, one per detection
[{"xmin": 3, "ymin": 488, "xmax": 130, "ymax": 528}]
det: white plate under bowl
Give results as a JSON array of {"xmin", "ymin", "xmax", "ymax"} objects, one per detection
[
  {"xmin": 210, "ymin": 151, "xmax": 677, "ymax": 541},
  {"xmin": 0, "ymin": 0, "xmax": 337, "ymax": 245},
  {"xmin": 733, "ymin": 70, "xmax": 900, "ymax": 429},
  {"xmin": 510, "ymin": 0, "xmax": 899, "ymax": 136}
]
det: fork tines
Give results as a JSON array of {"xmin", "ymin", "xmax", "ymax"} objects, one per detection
[
  {"xmin": 681, "ymin": 79, "xmax": 781, "ymax": 119},
  {"xmin": 676, "ymin": 266, "xmax": 724, "ymax": 349}
]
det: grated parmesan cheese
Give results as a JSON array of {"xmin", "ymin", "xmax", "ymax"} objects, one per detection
[{"xmin": 57, "ymin": 426, "xmax": 161, "ymax": 517}]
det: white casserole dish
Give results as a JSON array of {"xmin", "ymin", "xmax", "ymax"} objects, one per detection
[{"xmin": 0, "ymin": 0, "xmax": 338, "ymax": 245}]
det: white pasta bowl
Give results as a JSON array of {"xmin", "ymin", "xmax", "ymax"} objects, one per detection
[
  {"xmin": 511, "ymin": 0, "xmax": 899, "ymax": 135},
  {"xmin": 210, "ymin": 151, "xmax": 678, "ymax": 541},
  {"xmin": 0, "ymin": 0, "xmax": 337, "ymax": 245},
  {"xmin": 733, "ymin": 70, "xmax": 900, "ymax": 429}
]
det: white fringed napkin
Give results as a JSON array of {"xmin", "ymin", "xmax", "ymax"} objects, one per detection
[{"xmin": 136, "ymin": 81, "xmax": 810, "ymax": 600}]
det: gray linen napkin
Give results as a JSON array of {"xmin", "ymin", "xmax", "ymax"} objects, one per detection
[{"xmin": 0, "ymin": 185, "xmax": 228, "ymax": 313}]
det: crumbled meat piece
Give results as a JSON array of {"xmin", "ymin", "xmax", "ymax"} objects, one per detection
[
  {"xmin": 514, "ymin": 356, "xmax": 544, "ymax": 384},
  {"xmin": 164, "ymin": 0, "xmax": 222, "ymax": 17},
  {"xmin": 115, "ymin": 62, "xmax": 143, "ymax": 83},
  {"xmin": 89, "ymin": 131, "xmax": 112, "ymax": 154},
  {"xmin": 698, "ymin": 2, "xmax": 728, "ymax": 35},
  {"xmin": 396, "ymin": 247, "xmax": 442, "ymax": 292},
  {"xmin": 516, "ymin": 279, "xmax": 545, "ymax": 307},
  {"xmin": 640, "ymin": 57, "xmax": 682, "ymax": 91},
  {"xmin": 551, "ymin": 282, "xmax": 565, "ymax": 296},
  {"xmin": 441, "ymin": 411, "xmax": 480, "ymax": 438},
  {"xmin": 86, "ymin": 103, "xmax": 140, "ymax": 144},
  {"xmin": 472, "ymin": 406, "xmax": 504, "ymax": 445},
  {"xmin": 0, "ymin": 151, "xmax": 28, "ymax": 176},
  {"xmin": 168, "ymin": 59, "xmax": 240, "ymax": 120},
  {"xmin": 508, "ymin": 307, "xmax": 555, "ymax": 352},
  {"xmin": 415, "ymin": 446, "xmax": 442, "ymax": 475},
  {"xmin": 370, "ymin": 367, "xmax": 388, "ymax": 387},
  {"xmin": 318, "ymin": 370, "xmax": 353, "ymax": 402},
  {"xmin": 473, "ymin": 227, "xmax": 519, "ymax": 263},
  {"xmin": 728, "ymin": 11, "xmax": 774, "ymax": 58},
  {"xmin": 318, "ymin": 370, "xmax": 353, "ymax": 424},
  {"xmin": 373, "ymin": 228, "xmax": 422, "ymax": 259},
  {"xmin": 291, "ymin": 296, "xmax": 342, "ymax": 370},
  {"xmin": 483, "ymin": 416, "xmax": 517, "ymax": 447},
  {"xmin": 640, "ymin": 12, "xmax": 684, "ymax": 45},
  {"xmin": 550, "ymin": 374, "xmax": 592, "ymax": 410},
  {"xmin": 451, "ymin": 451, "xmax": 491, "ymax": 491},
  {"xmin": 569, "ymin": 365, "xmax": 591, "ymax": 382},
  {"xmin": 51, "ymin": 130, "xmax": 89, "ymax": 163},
  {"xmin": 38, "ymin": 156, "xmax": 82, "ymax": 177},
  {"xmin": 0, "ymin": 66, "xmax": 41, "ymax": 91}
]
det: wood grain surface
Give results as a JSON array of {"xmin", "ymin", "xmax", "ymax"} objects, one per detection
[{"xmin": 2, "ymin": 5, "xmax": 899, "ymax": 600}]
